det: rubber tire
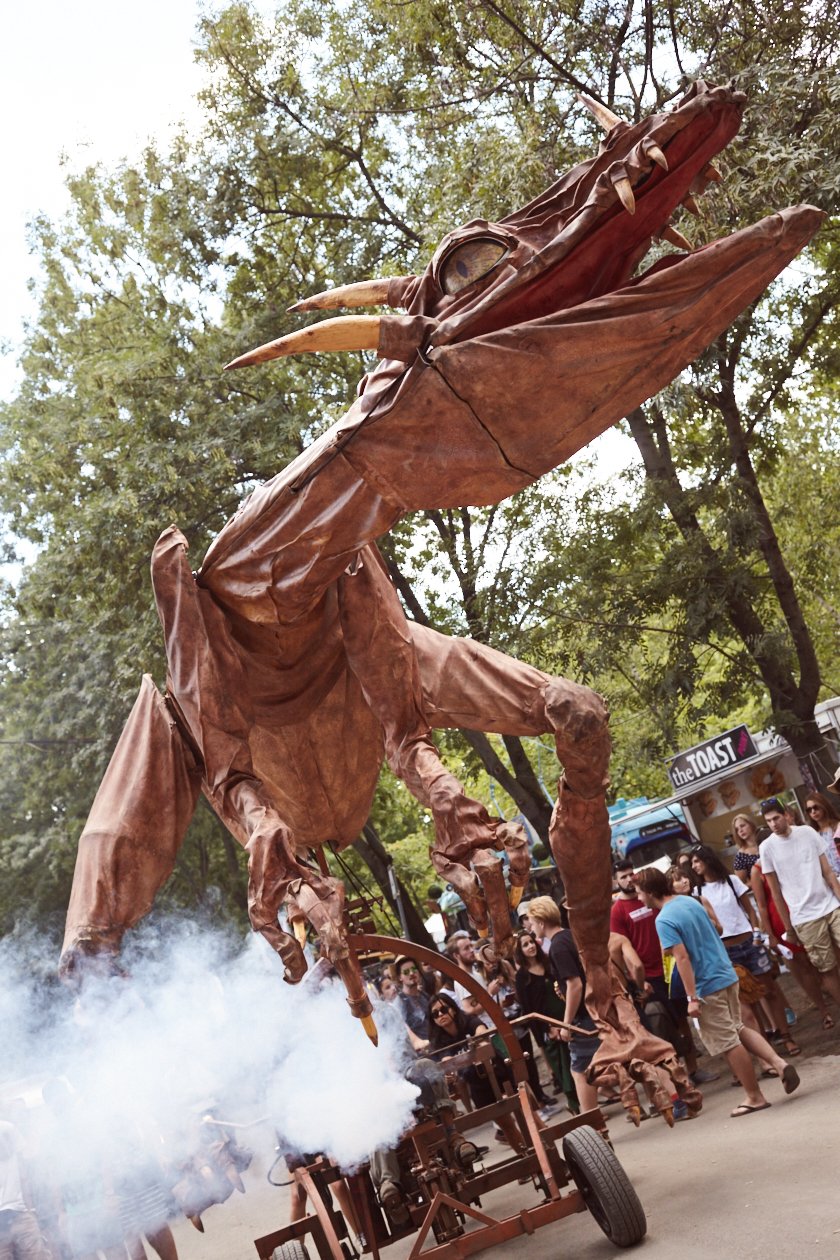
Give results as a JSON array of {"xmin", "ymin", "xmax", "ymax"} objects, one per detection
[
  {"xmin": 271, "ymin": 1242, "xmax": 310, "ymax": 1260},
  {"xmin": 562, "ymin": 1125, "xmax": 647, "ymax": 1248}
]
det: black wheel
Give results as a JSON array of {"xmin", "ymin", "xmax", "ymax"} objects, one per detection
[
  {"xmin": 562, "ymin": 1125, "xmax": 646, "ymax": 1248},
  {"xmin": 271, "ymin": 1242, "xmax": 310, "ymax": 1260}
]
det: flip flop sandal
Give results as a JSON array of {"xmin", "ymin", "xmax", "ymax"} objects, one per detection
[
  {"xmin": 730, "ymin": 1102, "xmax": 771, "ymax": 1117},
  {"xmin": 783, "ymin": 1040, "xmax": 801, "ymax": 1056},
  {"xmin": 781, "ymin": 1064, "xmax": 800, "ymax": 1095}
]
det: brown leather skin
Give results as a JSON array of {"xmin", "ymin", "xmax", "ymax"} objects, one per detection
[{"xmin": 62, "ymin": 82, "xmax": 822, "ymax": 1091}]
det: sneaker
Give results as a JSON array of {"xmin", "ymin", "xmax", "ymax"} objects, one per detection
[
  {"xmin": 380, "ymin": 1180, "xmax": 409, "ymax": 1226},
  {"xmin": 690, "ymin": 1068, "xmax": 720, "ymax": 1085},
  {"xmin": 672, "ymin": 1099, "xmax": 689, "ymax": 1121},
  {"xmin": 450, "ymin": 1134, "xmax": 479, "ymax": 1170},
  {"xmin": 537, "ymin": 1105, "xmax": 557, "ymax": 1122}
]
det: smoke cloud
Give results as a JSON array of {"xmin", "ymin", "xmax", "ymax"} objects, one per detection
[{"xmin": 0, "ymin": 921, "xmax": 420, "ymax": 1232}]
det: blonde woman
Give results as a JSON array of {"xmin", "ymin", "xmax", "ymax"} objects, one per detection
[{"xmin": 731, "ymin": 813, "xmax": 762, "ymax": 885}]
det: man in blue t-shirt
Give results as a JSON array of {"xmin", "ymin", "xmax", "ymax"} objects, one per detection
[{"xmin": 635, "ymin": 867, "xmax": 799, "ymax": 1118}]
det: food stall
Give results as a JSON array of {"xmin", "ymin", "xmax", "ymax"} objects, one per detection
[{"xmin": 664, "ymin": 699, "xmax": 840, "ymax": 856}]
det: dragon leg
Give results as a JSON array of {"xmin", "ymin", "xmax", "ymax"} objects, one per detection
[
  {"xmin": 336, "ymin": 546, "xmax": 520, "ymax": 946},
  {"xmin": 151, "ymin": 527, "xmax": 374, "ymax": 1027},
  {"xmin": 60, "ymin": 674, "xmax": 204, "ymax": 977},
  {"xmin": 409, "ymin": 624, "xmax": 694, "ymax": 1118}
]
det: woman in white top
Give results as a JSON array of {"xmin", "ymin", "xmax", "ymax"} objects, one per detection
[{"xmin": 690, "ymin": 845, "xmax": 800, "ymax": 1056}]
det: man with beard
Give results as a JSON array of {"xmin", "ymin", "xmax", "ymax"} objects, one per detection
[{"xmin": 610, "ymin": 859, "xmax": 715, "ymax": 1086}]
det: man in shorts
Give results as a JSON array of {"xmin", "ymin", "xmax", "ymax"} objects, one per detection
[
  {"xmin": 635, "ymin": 867, "xmax": 799, "ymax": 1117},
  {"xmin": 759, "ymin": 796, "xmax": 840, "ymax": 1004}
]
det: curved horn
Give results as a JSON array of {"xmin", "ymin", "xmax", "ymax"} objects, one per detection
[
  {"xmin": 577, "ymin": 92, "xmax": 624, "ymax": 132},
  {"xmin": 289, "ymin": 278, "xmax": 403, "ymax": 313},
  {"xmin": 224, "ymin": 316, "xmax": 381, "ymax": 370}
]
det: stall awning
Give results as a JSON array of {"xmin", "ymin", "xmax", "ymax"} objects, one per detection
[{"xmin": 625, "ymin": 824, "xmax": 687, "ymax": 855}]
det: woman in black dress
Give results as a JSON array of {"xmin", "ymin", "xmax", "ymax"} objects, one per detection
[{"xmin": 514, "ymin": 931, "xmax": 579, "ymax": 1113}]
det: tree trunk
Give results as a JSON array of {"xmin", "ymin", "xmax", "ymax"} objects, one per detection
[
  {"xmin": 383, "ymin": 549, "xmax": 556, "ymax": 839},
  {"xmin": 460, "ymin": 729, "xmax": 554, "ymax": 840},
  {"xmin": 354, "ymin": 823, "xmax": 436, "ymax": 949},
  {"xmin": 627, "ymin": 404, "xmax": 834, "ymax": 789}
]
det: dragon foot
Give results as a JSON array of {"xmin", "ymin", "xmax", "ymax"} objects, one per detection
[
  {"xmin": 286, "ymin": 873, "xmax": 377, "ymax": 1043},
  {"xmin": 429, "ymin": 789, "xmax": 531, "ymax": 956},
  {"xmin": 588, "ymin": 990, "xmax": 703, "ymax": 1125}
]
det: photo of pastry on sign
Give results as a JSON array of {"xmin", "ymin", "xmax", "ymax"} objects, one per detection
[
  {"xmin": 749, "ymin": 763, "xmax": 785, "ymax": 799},
  {"xmin": 696, "ymin": 788, "xmax": 718, "ymax": 817},
  {"xmin": 719, "ymin": 779, "xmax": 741, "ymax": 808}
]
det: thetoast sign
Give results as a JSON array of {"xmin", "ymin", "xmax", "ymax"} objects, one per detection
[{"xmin": 667, "ymin": 725, "xmax": 757, "ymax": 790}]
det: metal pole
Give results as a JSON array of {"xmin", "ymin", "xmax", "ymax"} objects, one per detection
[{"xmin": 386, "ymin": 860, "xmax": 410, "ymax": 938}]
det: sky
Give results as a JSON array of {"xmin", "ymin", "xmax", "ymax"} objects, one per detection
[
  {"xmin": 1, "ymin": 0, "xmax": 215, "ymax": 401},
  {"xmin": 0, "ymin": 0, "xmax": 641, "ymax": 484}
]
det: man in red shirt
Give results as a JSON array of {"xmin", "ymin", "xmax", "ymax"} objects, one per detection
[
  {"xmin": 611, "ymin": 859, "xmax": 715, "ymax": 1084},
  {"xmin": 610, "ymin": 859, "xmax": 663, "ymax": 988}
]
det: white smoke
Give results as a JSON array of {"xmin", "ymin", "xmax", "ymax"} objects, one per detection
[{"xmin": 0, "ymin": 921, "xmax": 420, "ymax": 1222}]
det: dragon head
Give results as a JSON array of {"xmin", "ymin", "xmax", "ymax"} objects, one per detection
[{"xmin": 226, "ymin": 82, "xmax": 823, "ymax": 509}]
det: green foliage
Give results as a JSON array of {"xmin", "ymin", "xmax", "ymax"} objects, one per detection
[{"xmin": 2, "ymin": 0, "xmax": 840, "ymax": 938}]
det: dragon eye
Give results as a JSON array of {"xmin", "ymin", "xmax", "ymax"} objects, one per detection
[{"xmin": 439, "ymin": 238, "xmax": 509, "ymax": 296}]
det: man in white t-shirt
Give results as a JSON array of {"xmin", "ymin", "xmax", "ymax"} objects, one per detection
[{"xmin": 759, "ymin": 797, "xmax": 840, "ymax": 1003}]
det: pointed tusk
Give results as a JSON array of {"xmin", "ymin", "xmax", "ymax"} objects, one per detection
[
  {"xmin": 577, "ymin": 91, "xmax": 624, "ymax": 132},
  {"xmin": 361, "ymin": 1014, "xmax": 379, "ymax": 1046},
  {"xmin": 659, "ymin": 224, "xmax": 693, "ymax": 251},
  {"xmin": 646, "ymin": 142, "xmax": 668, "ymax": 171},
  {"xmin": 289, "ymin": 278, "xmax": 398, "ymax": 313},
  {"xmin": 613, "ymin": 176, "xmax": 636, "ymax": 215},
  {"xmin": 224, "ymin": 315, "xmax": 381, "ymax": 369},
  {"xmin": 293, "ymin": 919, "xmax": 308, "ymax": 948},
  {"xmin": 682, "ymin": 195, "xmax": 702, "ymax": 217},
  {"xmin": 703, "ymin": 162, "xmax": 722, "ymax": 182},
  {"xmin": 509, "ymin": 885, "xmax": 525, "ymax": 910}
]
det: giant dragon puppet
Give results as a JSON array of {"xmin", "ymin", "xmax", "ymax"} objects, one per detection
[{"xmin": 62, "ymin": 83, "xmax": 822, "ymax": 1115}]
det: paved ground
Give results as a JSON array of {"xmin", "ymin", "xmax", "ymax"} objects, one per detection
[{"xmin": 170, "ymin": 979, "xmax": 840, "ymax": 1260}]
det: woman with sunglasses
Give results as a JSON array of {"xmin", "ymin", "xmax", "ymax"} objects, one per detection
[
  {"xmin": 427, "ymin": 994, "xmax": 526, "ymax": 1153},
  {"xmin": 514, "ymin": 932, "xmax": 579, "ymax": 1114},
  {"xmin": 805, "ymin": 793, "xmax": 840, "ymax": 874}
]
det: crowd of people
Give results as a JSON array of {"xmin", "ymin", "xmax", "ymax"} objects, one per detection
[
  {"xmin": 0, "ymin": 1084, "xmax": 252, "ymax": 1260},
  {"xmin": 5, "ymin": 783, "xmax": 840, "ymax": 1257},
  {"xmin": 367, "ymin": 783, "xmax": 840, "ymax": 1146}
]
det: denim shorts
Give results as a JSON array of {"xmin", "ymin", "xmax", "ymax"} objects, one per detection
[
  {"xmin": 725, "ymin": 939, "xmax": 773, "ymax": 976},
  {"xmin": 568, "ymin": 1032, "xmax": 601, "ymax": 1075}
]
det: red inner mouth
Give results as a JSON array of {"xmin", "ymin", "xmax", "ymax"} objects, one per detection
[{"xmin": 457, "ymin": 100, "xmax": 744, "ymax": 343}]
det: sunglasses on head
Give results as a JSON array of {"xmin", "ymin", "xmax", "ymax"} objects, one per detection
[{"xmin": 761, "ymin": 797, "xmax": 784, "ymax": 812}]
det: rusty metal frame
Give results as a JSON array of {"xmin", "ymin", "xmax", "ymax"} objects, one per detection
[
  {"xmin": 348, "ymin": 933, "xmax": 527, "ymax": 1081},
  {"xmin": 253, "ymin": 934, "xmax": 612, "ymax": 1259}
]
